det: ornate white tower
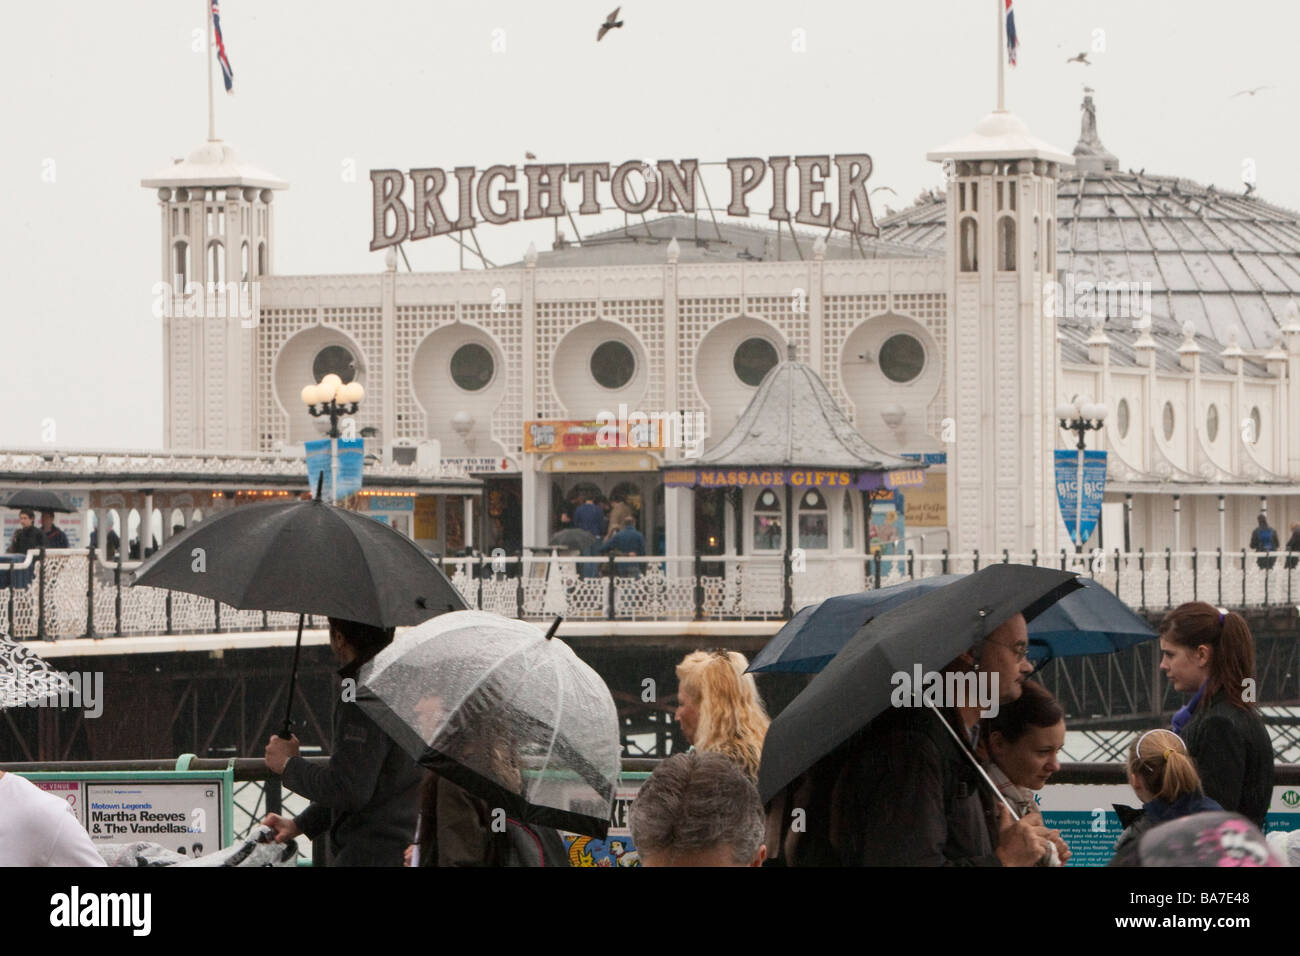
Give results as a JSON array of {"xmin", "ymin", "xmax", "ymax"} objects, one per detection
[
  {"xmin": 141, "ymin": 143, "xmax": 286, "ymax": 451},
  {"xmin": 928, "ymin": 112, "xmax": 1072, "ymax": 555}
]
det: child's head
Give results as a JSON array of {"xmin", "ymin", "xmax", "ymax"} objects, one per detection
[{"xmin": 1126, "ymin": 728, "xmax": 1203, "ymax": 803}]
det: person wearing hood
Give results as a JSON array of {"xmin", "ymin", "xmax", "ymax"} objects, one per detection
[{"xmin": 1109, "ymin": 728, "xmax": 1222, "ymax": 866}]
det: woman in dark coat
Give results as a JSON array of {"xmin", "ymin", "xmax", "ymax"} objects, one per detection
[{"xmin": 1158, "ymin": 603, "xmax": 1274, "ymax": 828}]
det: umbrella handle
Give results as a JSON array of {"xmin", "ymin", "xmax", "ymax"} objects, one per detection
[{"xmin": 924, "ymin": 702, "xmax": 1021, "ymax": 822}]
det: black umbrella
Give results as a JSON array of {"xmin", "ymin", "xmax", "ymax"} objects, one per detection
[
  {"xmin": 2, "ymin": 490, "xmax": 72, "ymax": 513},
  {"xmin": 133, "ymin": 486, "xmax": 468, "ymax": 736},
  {"xmin": 757, "ymin": 564, "xmax": 1083, "ymax": 806},
  {"xmin": 548, "ymin": 528, "xmax": 597, "ymax": 553}
]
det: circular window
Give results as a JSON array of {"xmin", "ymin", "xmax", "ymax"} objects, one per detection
[
  {"xmin": 758, "ymin": 489, "xmax": 778, "ymax": 509},
  {"xmin": 1162, "ymin": 402, "xmax": 1175, "ymax": 441},
  {"xmin": 1116, "ymin": 399, "xmax": 1130, "ymax": 439},
  {"xmin": 879, "ymin": 333, "xmax": 926, "ymax": 384},
  {"xmin": 734, "ymin": 337, "xmax": 780, "ymax": 387},
  {"xmin": 1249, "ymin": 406, "xmax": 1262, "ymax": 445},
  {"xmin": 590, "ymin": 340, "xmax": 636, "ymax": 390},
  {"xmin": 801, "ymin": 489, "xmax": 823, "ymax": 509},
  {"xmin": 313, "ymin": 345, "xmax": 356, "ymax": 384},
  {"xmin": 450, "ymin": 343, "xmax": 495, "ymax": 392},
  {"xmin": 1206, "ymin": 404, "xmax": 1219, "ymax": 443}
]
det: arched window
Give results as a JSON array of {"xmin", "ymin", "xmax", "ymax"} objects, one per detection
[
  {"xmin": 960, "ymin": 218, "xmax": 978, "ymax": 272},
  {"xmin": 797, "ymin": 488, "xmax": 828, "ymax": 551},
  {"xmin": 173, "ymin": 240, "xmax": 190, "ymax": 288},
  {"xmin": 257, "ymin": 241, "xmax": 267, "ymax": 277},
  {"xmin": 752, "ymin": 488, "xmax": 783, "ymax": 552},
  {"xmin": 241, "ymin": 241, "xmax": 250, "ymax": 281},
  {"xmin": 842, "ymin": 491, "xmax": 855, "ymax": 550},
  {"xmin": 997, "ymin": 217, "xmax": 1016, "ymax": 271},
  {"xmin": 208, "ymin": 240, "xmax": 225, "ymax": 286}
]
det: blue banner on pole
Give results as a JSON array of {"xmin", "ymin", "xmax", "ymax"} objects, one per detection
[
  {"xmin": 1055, "ymin": 449, "xmax": 1108, "ymax": 546},
  {"xmin": 305, "ymin": 439, "xmax": 332, "ymax": 501},
  {"xmin": 335, "ymin": 438, "xmax": 365, "ymax": 500}
]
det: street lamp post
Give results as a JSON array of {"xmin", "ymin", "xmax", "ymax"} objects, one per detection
[
  {"xmin": 301, "ymin": 374, "xmax": 365, "ymax": 503},
  {"xmin": 1054, "ymin": 398, "xmax": 1108, "ymax": 553}
]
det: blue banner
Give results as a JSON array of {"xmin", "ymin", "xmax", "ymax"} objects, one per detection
[
  {"xmin": 335, "ymin": 438, "xmax": 365, "ymax": 500},
  {"xmin": 1055, "ymin": 449, "xmax": 1107, "ymax": 546},
  {"xmin": 305, "ymin": 439, "xmax": 332, "ymax": 501}
]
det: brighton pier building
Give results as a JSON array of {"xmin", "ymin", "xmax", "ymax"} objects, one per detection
[{"xmin": 135, "ymin": 93, "xmax": 1300, "ymax": 578}]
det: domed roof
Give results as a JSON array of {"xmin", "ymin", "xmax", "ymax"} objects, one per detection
[
  {"xmin": 141, "ymin": 139, "xmax": 286, "ymax": 191},
  {"xmin": 881, "ymin": 96, "xmax": 1300, "ymax": 361}
]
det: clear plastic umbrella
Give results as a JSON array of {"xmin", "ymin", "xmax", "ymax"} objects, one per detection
[
  {"xmin": 0, "ymin": 633, "xmax": 72, "ymax": 710},
  {"xmin": 356, "ymin": 610, "xmax": 620, "ymax": 837}
]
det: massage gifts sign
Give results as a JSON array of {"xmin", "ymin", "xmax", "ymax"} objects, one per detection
[{"xmin": 370, "ymin": 155, "xmax": 880, "ymax": 249}]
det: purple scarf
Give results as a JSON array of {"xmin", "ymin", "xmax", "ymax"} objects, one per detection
[{"xmin": 1171, "ymin": 682, "xmax": 1206, "ymax": 736}]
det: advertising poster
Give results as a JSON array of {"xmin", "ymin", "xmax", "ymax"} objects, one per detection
[
  {"xmin": 1054, "ymin": 449, "xmax": 1107, "ymax": 546},
  {"xmin": 334, "ymin": 437, "xmax": 365, "ymax": 499},
  {"xmin": 304, "ymin": 439, "xmax": 332, "ymax": 501},
  {"xmin": 84, "ymin": 782, "xmax": 223, "ymax": 858},
  {"xmin": 868, "ymin": 492, "xmax": 905, "ymax": 562},
  {"xmin": 34, "ymin": 780, "xmax": 84, "ymax": 818},
  {"xmin": 562, "ymin": 781, "xmax": 644, "ymax": 867}
]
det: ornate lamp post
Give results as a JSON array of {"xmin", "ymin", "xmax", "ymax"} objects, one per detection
[
  {"xmin": 1054, "ymin": 397, "xmax": 1107, "ymax": 553},
  {"xmin": 301, "ymin": 375, "xmax": 364, "ymax": 502}
]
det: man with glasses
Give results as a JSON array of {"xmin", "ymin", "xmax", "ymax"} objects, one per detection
[{"xmin": 774, "ymin": 613, "xmax": 1060, "ymax": 866}]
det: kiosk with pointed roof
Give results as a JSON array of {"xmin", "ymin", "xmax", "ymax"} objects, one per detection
[{"xmin": 664, "ymin": 346, "xmax": 926, "ymax": 615}]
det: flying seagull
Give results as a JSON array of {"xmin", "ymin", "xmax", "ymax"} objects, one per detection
[
  {"xmin": 870, "ymin": 186, "xmax": 897, "ymax": 197},
  {"xmin": 597, "ymin": 7, "xmax": 623, "ymax": 41},
  {"xmin": 1066, "ymin": 52, "xmax": 1091, "ymax": 65},
  {"xmin": 1231, "ymin": 85, "xmax": 1275, "ymax": 97}
]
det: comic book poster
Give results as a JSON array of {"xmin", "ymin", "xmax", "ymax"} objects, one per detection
[{"xmin": 562, "ymin": 782, "xmax": 643, "ymax": 867}]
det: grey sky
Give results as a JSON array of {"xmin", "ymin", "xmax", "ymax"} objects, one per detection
[{"xmin": 4, "ymin": 0, "xmax": 1296, "ymax": 449}]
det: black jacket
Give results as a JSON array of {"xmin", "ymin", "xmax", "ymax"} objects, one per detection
[
  {"xmin": 9, "ymin": 525, "xmax": 45, "ymax": 555},
  {"xmin": 283, "ymin": 660, "xmax": 421, "ymax": 866},
  {"xmin": 1109, "ymin": 791, "xmax": 1223, "ymax": 866},
  {"xmin": 768, "ymin": 706, "xmax": 1002, "ymax": 866},
  {"xmin": 1181, "ymin": 690, "xmax": 1274, "ymax": 828}
]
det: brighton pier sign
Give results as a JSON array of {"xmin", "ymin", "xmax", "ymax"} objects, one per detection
[{"xmin": 370, "ymin": 155, "xmax": 879, "ymax": 250}]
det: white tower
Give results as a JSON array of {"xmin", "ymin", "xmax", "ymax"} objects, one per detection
[
  {"xmin": 928, "ymin": 112, "xmax": 1072, "ymax": 555},
  {"xmin": 141, "ymin": 143, "xmax": 286, "ymax": 451}
]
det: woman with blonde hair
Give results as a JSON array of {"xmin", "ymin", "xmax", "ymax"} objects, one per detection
[
  {"xmin": 674, "ymin": 650, "xmax": 770, "ymax": 782},
  {"xmin": 1109, "ymin": 728, "xmax": 1221, "ymax": 866}
]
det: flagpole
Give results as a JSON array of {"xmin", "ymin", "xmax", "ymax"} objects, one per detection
[
  {"xmin": 206, "ymin": 0, "xmax": 216, "ymax": 141},
  {"xmin": 997, "ymin": 0, "xmax": 1005, "ymax": 112}
]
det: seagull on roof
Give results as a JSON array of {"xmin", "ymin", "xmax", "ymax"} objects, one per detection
[
  {"xmin": 525, "ymin": 151, "xmax": 537, "ymax": 160},
  {"xmin": 1244, "ymin": 181, "xmax": 1257, "ymax": 197},
  {"xmin": 1066, "ymin": 52, "xmax": 1091, "ymax": 65},
  {"xmin": 1231, "ymin": 85, "xmax": 1275, "ymax": 97},
  {"xmin": 597, "ymin": 7, "xmax": 623, "ymax": 41}
]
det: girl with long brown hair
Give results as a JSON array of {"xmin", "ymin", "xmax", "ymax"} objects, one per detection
[
  {"xmin": 674, "ymin": 650, "xmax": 770, "ymax": 782},
  {"xmin": 1158, "ymin": 602, "xmax": 1274, "ymax": 827}
]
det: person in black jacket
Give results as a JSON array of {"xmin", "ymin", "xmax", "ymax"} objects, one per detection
[
  {"xmin": 40, "ymin": 511, "xmax": 69, "ymax": 549},
  {"xmin": 1158, "ymin": 603, "xmax": 1275, "ymax": 828},
  {"xmin": 8, "ymin": 509, "xmax": 46, "ymax": 555},
  {"xmin": 262, "ymin": 618, "xmax": 421, "ymax": 866},
  {"xmin": 765, "ymin": 614, "xmax": 1059, "ymax": 866},
  {"xmin": 1286, "ymin": 522, "xmax": 1300, "ymax": 570}
]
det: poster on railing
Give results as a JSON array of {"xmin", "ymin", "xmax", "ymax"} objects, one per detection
[
  {"xmin": 304, "ymin": 439, "xmax": 332, "ymax": 501},
  {"xmin": 1055, "ymin": 450, "xmax": 1108, "ymax": 546}
]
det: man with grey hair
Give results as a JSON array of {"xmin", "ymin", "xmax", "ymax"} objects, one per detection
[{"xmin": 628, "ymin": 751, "xmax": 766, "ymax": 867}]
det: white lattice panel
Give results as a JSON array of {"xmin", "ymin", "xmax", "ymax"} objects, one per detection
[
  {"xmin": 462, "ymin": 303, "xmax": 524, "ymax": 456},
  {"xmin": 535, "ymin": 300, "xmax": 598, "ymax": 419},
  {"xmin": 393, "ymin": 304, "xmax": 456, "ymax": 439},
  {"xmin": 823, "ymin": 294, "xmax": 889, "ymax": 422}
]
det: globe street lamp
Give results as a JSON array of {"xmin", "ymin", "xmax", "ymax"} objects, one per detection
[
  {"xmin": 1055, "ymin": 397, "xmax": 1107, "ymax": 553},
  {"xmin": 301, "ymin": 375, "xmax": 364, "ymax": 502}
]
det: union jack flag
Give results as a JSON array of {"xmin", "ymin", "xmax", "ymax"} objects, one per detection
[
  {"xmin": 212, "ymin": 1, "xmax": 234, "ymax": 93},
  {"xmin": 1005, "ymin": 0, "xmax": 1019, "ymax": 66}
]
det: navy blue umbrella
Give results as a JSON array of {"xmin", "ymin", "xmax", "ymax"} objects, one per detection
[{"xmin": 749, "ymin": 575, "xmax": 1154, "ymax": 674}]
